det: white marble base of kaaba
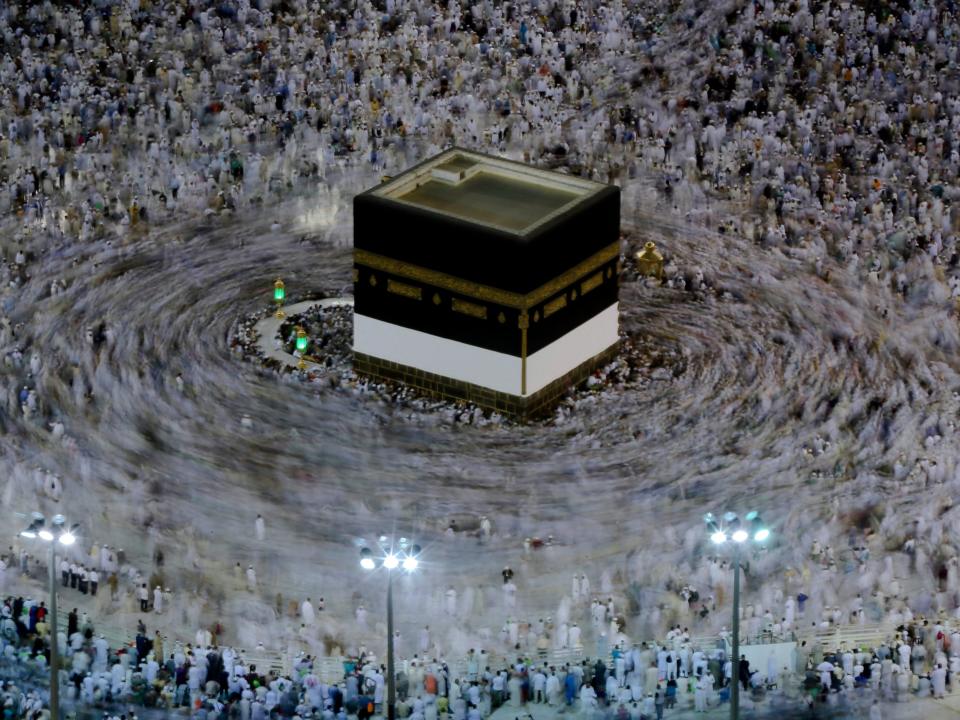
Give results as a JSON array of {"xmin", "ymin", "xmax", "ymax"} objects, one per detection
[{"xmin": 353, "ymin": 303, "xmax": 619, "ymax": 396}]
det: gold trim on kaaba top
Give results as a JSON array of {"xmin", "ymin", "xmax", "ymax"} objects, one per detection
[
  {"xmin": 356, "ymin": 249, "xmax": 526, "ymax": 307},
  {"xmin": 354, "ymin": 242, "xmax": 618, "ymax": 311},
  {"xmin": 386, "ymin": 279, "xmax": 423, "ymax": 300},
  {"xmin": 451, "ymin": 297, "xmax": 488, "ymax": 319}
]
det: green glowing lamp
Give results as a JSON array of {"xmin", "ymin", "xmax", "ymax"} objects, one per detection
[
  {"xmin": 273, "ymin": 278, "xmax": 286, "ymax": 319},
  {"xmin": 295, "ymin": 326, "xmax": 308, "ymax": 371}
]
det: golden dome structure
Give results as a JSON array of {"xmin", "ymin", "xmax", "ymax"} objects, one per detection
[{"xmin": 635, "ymin": 241, "xmax": 664, "ymax": 280}]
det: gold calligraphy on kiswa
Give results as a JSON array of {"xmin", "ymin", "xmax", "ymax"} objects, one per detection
[
  {"xmin": 451, "ymin": 297, "xmax": 488, "ymax": 319},
  {"xmin": 386, "ymin": 279, "xmax": 423, "ymax": 301}
]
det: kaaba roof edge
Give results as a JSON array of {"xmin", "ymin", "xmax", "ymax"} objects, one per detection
[{"xmin": 358, "ymin": 147, "xmax": 611, "ymax": 237}]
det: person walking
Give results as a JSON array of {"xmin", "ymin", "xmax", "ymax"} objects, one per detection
[{"xmin": 738, "ymin": 654, "xmax": 751, "ymax": 691}]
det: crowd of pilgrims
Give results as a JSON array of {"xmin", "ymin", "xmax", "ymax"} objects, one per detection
[
  {"xmin": 7, "ymin": 582, "xmax": 960, "ymax": 720},
  {"xmin": 6, "ymin": 539, "xmax": 960, "ymax": 719},
  {"xmin": 2, "ymin": 0, "xmax": 960, "ymax": 716},
  {"xmin": 1, "ymin": 0, "xmax": 957, "ymax": 277},
  {"xmin": 0, "ymin": 0, "xmax": 959, "ymax": 430}
]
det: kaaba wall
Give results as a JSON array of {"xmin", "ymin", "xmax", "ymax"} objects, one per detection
[
  {"xmin": 352, "ymin": 153, "xmax": 621, "ymax": 407},
  {"xmin": 353, "ymin": 304, "xmax": 620, "ymax": 396},
  {"xmin": 354, "ymin": 185, "xmax": 620, "ymax": 294},
  {"xmin": 352, "ymin": 253, "xmax": 619, "ymax": 357}
]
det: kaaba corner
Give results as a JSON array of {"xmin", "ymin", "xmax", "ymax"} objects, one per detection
[{"xmin": 352, "ymin": 147, "xmax": 621, "ymax": 419}]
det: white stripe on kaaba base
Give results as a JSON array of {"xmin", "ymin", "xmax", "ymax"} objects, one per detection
[
  {"xmin": 354, "ymin": 314, "xmax": 523, "ymax": 394},
  {"xmin": 353, "ymin": 304, "xmax": 619, "ymax": 397},
  {"xmin": 526, "ymin": 303, "xmax": 619, "ymax": 395}
]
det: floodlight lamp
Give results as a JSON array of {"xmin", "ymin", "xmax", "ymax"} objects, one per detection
[
  {"xmin": 59, "ymin": 531, "xmax": 76, "ymax": 546},
  {"xmin": 383, "ymin": 554, "xmax": 399, "ymax": 570},
  {"xmin": 744, "ymin": 511, "xmax": 759, "ymax": 522},
  {"xmin": 704, "ymin": 513, "xmax": 720, "ymax": 533},
  {"xmin": 723, "ymin": 511, "xmax": 738, "ymax": 523},
  {"xmin": 22, "ymin": 516, "xmax": 44, "ymax": 538},
  {"xmin": 360, "ymin": 547, "xmax": 375, "ymax": 570},
  {"xmin": 754, "ymin": 528, "xmax": 770, "ymax": 542},
  {"xmin": 711, "ymin": 531, "xmax": 727, "ymax": 545},
  {"xmin": 38, "ymin": 529, "xmax": 54, "ymax": 541},
  {"xmin": 732, "ymin": 529, "xmax": 749, "ymax": 543},
  {"xmin": 410, "ymin": 544, "xmax": 422, "ymax": 557},
  {"xmin": 51, "ymin": 514, "xmax": 66, "ymax": 527},
  {"xmin": 403, "ymin": 556, "xmax": 418, "ymax": 571}
]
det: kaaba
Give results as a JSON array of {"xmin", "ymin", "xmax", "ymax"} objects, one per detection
[{"xmin": 353, "ymin": 148, "xmax": 621, "ymax": 418}]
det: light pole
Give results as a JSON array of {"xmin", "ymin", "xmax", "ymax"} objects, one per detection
[
  {"xmin": 359, "ymin": 536, "xmax": 421, "ymax": 720},
  {"xmin": 704, "ymin": 511, "xmax": 770, "ymax": 720},
  {"xmin": 19, "ymin": 512, "xmax": 79, "ymax": 720}
]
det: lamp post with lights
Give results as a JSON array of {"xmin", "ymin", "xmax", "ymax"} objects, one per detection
[
  {"xmin": 359, "ymin": 537, "xmax": 421, "ymax": 720},
  {"xmin": 703, "ymin": 511, "xmax": 769, "ymax": 720},
  {"xmin": 273, "ymin": 278, "xmax": 286, "ymax": 319},
  {"xmin": 19, "ymin": 512, "xmax": 79, "ymax": 720},
  {"xmin": 295, "ymin": 326, "xmax": 308, "ymax": 370}
]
